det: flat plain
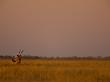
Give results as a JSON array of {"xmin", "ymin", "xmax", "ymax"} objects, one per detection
[{"xmin": 0, "ymin": 59, "xmax": 110, "ymax": 82}]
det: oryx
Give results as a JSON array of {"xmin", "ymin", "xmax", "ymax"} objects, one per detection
[{"xmin": 12, "ymin": 49, "xmax": 24, "ymax": 64}]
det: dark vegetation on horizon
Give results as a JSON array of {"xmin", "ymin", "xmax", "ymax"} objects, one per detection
[{"xmin": 0, "ymin": 55, "xmax": 110, "ymax": 60}]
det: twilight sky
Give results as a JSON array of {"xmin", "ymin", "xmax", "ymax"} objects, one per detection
[{"xmin": 0, "ymin": 0, "xmax": 110, "ymax": 57}]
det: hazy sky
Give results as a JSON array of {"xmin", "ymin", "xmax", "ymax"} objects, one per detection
[{"xmin": 0, "ymin": 0, "xmax": 110, "ymax": 57}]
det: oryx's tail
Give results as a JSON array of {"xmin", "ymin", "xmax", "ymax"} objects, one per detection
[{"xmin": 12, "ymin": 56, "xmax": 16, "ymax": 62}]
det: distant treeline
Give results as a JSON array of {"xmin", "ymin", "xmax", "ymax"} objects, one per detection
[{"xmin": 0, "ymin": 55, "xmax": 110, "ymax": 60}]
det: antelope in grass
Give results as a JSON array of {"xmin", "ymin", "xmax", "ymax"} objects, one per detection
[{"xmin": 12, "ymin": 49, "xmax": 24, "ymax": 64}]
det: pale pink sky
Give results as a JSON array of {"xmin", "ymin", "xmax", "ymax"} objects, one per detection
[{"xmin": 0, "ymin": 0, "xmax": 110, "ymax": 56}]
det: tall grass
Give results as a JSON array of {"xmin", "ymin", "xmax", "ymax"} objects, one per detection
[{"xmin": 0, "ymin": 59, "xmax": 110, "ymax": 82}]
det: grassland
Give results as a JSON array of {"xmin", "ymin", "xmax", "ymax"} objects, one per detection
[{"xmin": 0, "ymin": 59, "xmax": 110, "ymax": 82}]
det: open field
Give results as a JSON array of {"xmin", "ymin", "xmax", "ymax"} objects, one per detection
[{"xmin": 0, "ymin": 59, "xmax": 110, "ymax": 82}]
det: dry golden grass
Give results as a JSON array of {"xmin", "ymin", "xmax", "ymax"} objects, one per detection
[{"xmin": 0, "ymin": 59, "xmax": 110, "ymax": 82}]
